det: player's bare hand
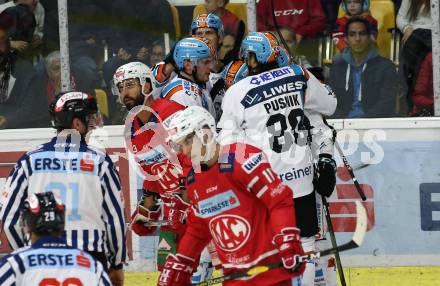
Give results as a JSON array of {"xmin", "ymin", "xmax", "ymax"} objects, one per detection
[
  {"xmin": 402, "ymin": 26, "xmax": 414, "ymax": 44},
  {"xmin": 10, "ymin": 40, "xmax": 29, "ymax": 52},
  {"xmin": 109, "ymin": 267, "xmax": 124, "ymax": 286}
]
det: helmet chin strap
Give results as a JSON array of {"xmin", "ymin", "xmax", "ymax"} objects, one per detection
[
  {"xmin": 201, "ymin": 140, "xmax": 216, "ymax": 162},
  {"xmin": 142, "ymin": 92, "xmax": 152, "ymax": 105},
  {"xmin": 196, "ymin": 129, "xmax": 217, "ymax": 163}
]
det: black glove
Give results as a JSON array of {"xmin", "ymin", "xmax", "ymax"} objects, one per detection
[
  {"xmin": 163, "ymin": 44, "xmax": 176, "ymax": 66},
  {"xmin": 315, "ymin": 154, "xmax": 336, "ymax": 197}
]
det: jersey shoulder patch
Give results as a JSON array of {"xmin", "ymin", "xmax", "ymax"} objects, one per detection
[
  {"xmin": 289, "ymin": 63, "xmax": 305, "ymax": 76},
  {"xmin": 242, "ymin": 152, "xmax": 266, "ymax": 174},
  {"xmin": 161, "ymin": 79, "xmax": 184, "ymax": 99},
  {"xmin": 218, "ymin": 152, "xmax": 235, "ymax": 173}
]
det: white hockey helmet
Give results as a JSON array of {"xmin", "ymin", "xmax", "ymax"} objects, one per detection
[
  {"xmin": 164, "ymin": 106, "xmax": 216, "ymax": 145},
  {"xmin": 113, "ymin": 61, "xmax": 153, "ymax": 101}
]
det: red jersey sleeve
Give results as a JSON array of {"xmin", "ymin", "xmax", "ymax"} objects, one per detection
[
  {"xmin": 176, "ymin": 204, "xmax": 212, "ymax": 260},
  {"xmin": 229, "ymin": 144, "xmax": 298, "ymax": 236}
]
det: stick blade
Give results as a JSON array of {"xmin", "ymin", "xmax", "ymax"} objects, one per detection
[{"xmin": 352, "ymin": 201, "xmax": 367, "ymax": 246}]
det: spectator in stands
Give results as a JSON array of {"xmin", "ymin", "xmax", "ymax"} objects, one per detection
[
  {"xmin": 0, "ymin": 0, "xmax": 36, "ymax": 56},
  {"xmin": 149, "ymin": 41, "xmax": 165, "ymax": 67},
  {"xmin": 31, "ymin": 0, "xmax": 44, "ymax": 48},
  {"xmin": 40, "ymin": 0, "xmax": 102, "ymax": 104},
  {"xmin": 257, "ymin": 0, "xmax": 326, "ymax": 43},
  {"xmin": 397, "ymin": 0, "xmax": 431, "ymax": 113},
  {"xmin": 328, "ymin": 17, "xmax": 398, "ymax": 118},
  {"xmin": 279, "ymin": 27, "xmax": 312, "ymax": 67},
  {"xmin": 333, "ymin": 0, "xmax": 378, "ymax": 51},
  {"xmin": 410, "ymin": 52, "xmax": 433, "ymax": 116},
  {"xmin": 0, "ymin": 27, "xmax": 44, "ymax": 129},
  {"xmin": 102, "ymin": 0, "xmax": 175, "ymax": 90},
  {"xmin": 204, "ymin": 0, "xmax": 245, "ymax": 43},
  {"xmin": 35, "ymin": 50, "xmax": 109, "ymax": 127}
]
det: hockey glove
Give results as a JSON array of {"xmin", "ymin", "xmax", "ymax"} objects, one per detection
[
  {"xmin": 273, "ymin": 228, "xmax": 306, "ymax": 274},
  {"xmin": 130, "ymin": 202, "xmax": 161, "ymax": 236},
  {"xmin": 315, "ymin": 153, "xmax": 337, "ymax": 197},
  {"xmin": 163, "ymin": 44, "xmax": 176, "ymax": 66},
  {"xmin": 167, "ymin": 194, "xmax": 190, "ymax": 228},
  {"xmin": 157, "ymin": 253, "xmax": 195, "ymax": 286}
]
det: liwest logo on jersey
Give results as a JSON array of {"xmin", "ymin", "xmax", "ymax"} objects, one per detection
[
  {"xmin": 198, "ymin": 190, "xmax": 240, "ymax": 218},
  {"xmin": 242, "ymin": 153, "xmax": 265, "ymax": 174},
  {"xmin": 242, "ymin": 76, "xmax": 306, "ymax": 109}
]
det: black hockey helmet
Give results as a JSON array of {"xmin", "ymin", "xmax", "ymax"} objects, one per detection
[
  {"xmin": 21, "ymin": 192, "xmax": 65, "ymax": 236},
  {"xmin": 49, "ymin": 91, "xmax": 101, "ymax": 130}
]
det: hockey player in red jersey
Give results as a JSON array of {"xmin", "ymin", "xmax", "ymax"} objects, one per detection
[
  {"xmin": 113, "ymin": 61, "xmax": 189, "ymax": 259},
  {"xmin": 158, "ymin": 106, "xmax": 306, "ymax": 286},
  {"xmin": 114, "ymin": 62, "xmax": 216, "ymax": 282}
]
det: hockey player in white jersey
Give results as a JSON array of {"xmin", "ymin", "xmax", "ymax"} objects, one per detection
[
  {"xmin": 160, "ymin": 37, "xmax": 216, "ymax": 118},
  {"xmin": 218, "ymin": 32, "xmax": 338, "ymax": 286},
  {"xmin": 152, "ymin": 13, "xmax": 225, "ymax": 100},
  {"xmin": 0, "ymin": 92, "xmax": 126, "ymax": 286},
  {"xmin": 0, "ymin": 192, "xmax": 111, "ymax": 286}
]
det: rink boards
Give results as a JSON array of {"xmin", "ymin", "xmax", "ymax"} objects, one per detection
[{"xmin": 1, "ymin": 118, "xmax": 440, "ymax": 274}]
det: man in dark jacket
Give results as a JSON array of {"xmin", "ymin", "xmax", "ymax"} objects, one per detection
[
  {"xmin": 328, "ymin": 16, "xmax": 399, "ymax": 118},
  {"xmin": 0, "ymin": 27, "xmax": 44, "ymax": 129}
]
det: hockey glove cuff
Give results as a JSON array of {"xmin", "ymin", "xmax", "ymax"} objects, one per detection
[
  {"xmin": 158, "ymin": 253, "xmax": 195, "ymax": 286},
  {"xmin": 316, "ymin": 153, "xmax": 337, "ymax": 197},
  {"xmin": 167, "ymin": 194, "xmax": 190, "ymax": 228},
  {"xmin": 273, "ymin": 227, "xmax": 305, "ymax": 274}
]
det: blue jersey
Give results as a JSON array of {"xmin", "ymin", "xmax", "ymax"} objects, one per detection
[
  {"xmin": 0, "ymin": 236, "xmax": 111, "ymax": 286},
  {"xmin": 0, "ymin": 134, "xmax": 126, "ymax": 266}
]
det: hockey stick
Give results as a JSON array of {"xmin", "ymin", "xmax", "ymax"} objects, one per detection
[
  {"xmin": 128, "ymin": 218, "xmax": 170, "ymax": 229},
  {"xmin": 194, "ymin": 201, "xmax": 367, "ymax": 286},
  {"xmin": 271, "ymin": 0, "xmax": 293, "ymax": 59},
  {"xmin": 353, "ymin": 162, "xmax": 371, "ymax": 172},
  {"xmin": 334, "ymin": 141, "xmax": 367, "ymax": 201},
  {"xmin": 322, "ymin": 196, "xmax": 346, "ymax": 286}
]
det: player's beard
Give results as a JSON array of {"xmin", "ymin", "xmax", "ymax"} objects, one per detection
[{"xmin": 124, "ymin": 94, "xmax": 144, "ymax": 111}]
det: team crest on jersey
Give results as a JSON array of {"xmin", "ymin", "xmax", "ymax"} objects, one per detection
[
  {"xmin": 183, "ymin": 80, "xmax": 191, "ymax": 96},
  {"xmin": 197, "ymin": 190, "xmax": 240, "ymax": 218},
  {"xmin": 209, "ymin": 214, "xmax": 251, "ymax": 252},
  {"xmin": 219, "ymin": 153, "xmax": 235, "ymax": 172},
  {"xmin": 242, "ymin": 153, "xmax": 265, "ymax": 174}
]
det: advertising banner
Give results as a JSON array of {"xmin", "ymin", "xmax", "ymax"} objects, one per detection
[{"xmin": 0, "ymin": 119, "xmax": 439, "ymax": 269}]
